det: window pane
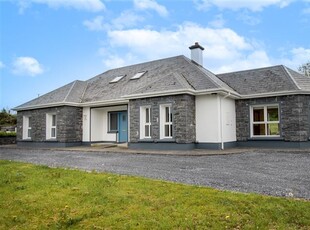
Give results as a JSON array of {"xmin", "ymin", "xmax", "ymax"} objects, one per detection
[
  {"xmin": 52, "ymin": 115, "xmax": 56, "ymax": 126},
  {"xmin": 28, "ymin": 117, "xmax": 32, "ymax": 127},
  {"xmin": 253, "ymin": 108, "xmax": 264, "ymax": 122},
  {"xmin": 253, "ymin": 124, "xmax": 265, "ymax": 136},
  {"xmin": 145, "ymin": 108, "xmax": 149, "ymax": 123},
  {"xmin": 165, "ymin": 107, "xmax": 169, "ymax": 122},
  {"xmin": 267, "ymin": 107, "xmax": 279, "ymax": 121},
  {"xmin": 145, "ymin": 125, "xmax": 150, "ymax": 137},
  {"xmin": 51, "ymin": 127, "xmax": 56, "ymax": 138},
  {"xmin": 110, "ymin": 113, "xmax": 118, "ymax": 131},
  {"xmin": 165, "ymin": 124, "xmax": 169, "ymax": 137},
  {"xmin": 28, "ymin": 129, "xmax": 31, "ymax": 138},
  {"xmin": 268, "ymin": 123, "xmax": 279, "ymax": 135},
  {"xmin": 170, "ymin": 124, "xmax": 173, "ymax": 137}
]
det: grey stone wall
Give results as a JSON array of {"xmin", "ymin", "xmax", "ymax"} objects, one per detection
[
  {"xmin": 236, "ymin": 95, "xmax": 310, "ymax": 142},
  {"xmin": 129, "ymin": 94, "xmax": 196, "ymax": 144},
  {"xmin": 17, "ymin": 106, "xmax": 83, "ymax": 143}
]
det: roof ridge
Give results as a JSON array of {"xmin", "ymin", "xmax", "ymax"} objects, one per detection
[
  {"xmin": 80, "ymin": 82, "xmax": 89, "ymax": 103},
  {"xmin": 282, "ymin": 65, "xmax": 301, "ymax": 90},
  {"xmin": 63, "ymin": 80, "xmax": 77, "ymax": 102}
]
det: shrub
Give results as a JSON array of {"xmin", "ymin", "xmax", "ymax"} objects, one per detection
[{"xmin": 0, "ymin": 132, "xmax": 16, "ymax": 137}]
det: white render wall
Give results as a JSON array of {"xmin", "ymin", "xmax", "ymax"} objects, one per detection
[
  {"xmin": 196, "ymin": 94, "xmax": 236, "ymax": 143},
  {"xmin": 82, "ymin": 105, "xmax": 127, "ymax": 142}
]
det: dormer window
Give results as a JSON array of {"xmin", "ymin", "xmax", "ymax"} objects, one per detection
[
  {"xmin": 110, "ymin": 75, "xmax": 125, "ymax": 83},
  {"xmin": 131, "ymin": 71, "xmax": 147, "ymax": 80}
]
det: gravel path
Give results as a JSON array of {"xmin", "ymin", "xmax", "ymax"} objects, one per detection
[{"xmin": 0, "ymin": 147, "xmax": 309, "ymax": 199}]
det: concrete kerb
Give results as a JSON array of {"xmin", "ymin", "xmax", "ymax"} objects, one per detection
[
  {"xmin": 0, "ymin": 144, "xmax": 251, "ymax": 156},
  {"xmin": 1, "ymin": 144, "xmax": 310, "ymax": 156}
]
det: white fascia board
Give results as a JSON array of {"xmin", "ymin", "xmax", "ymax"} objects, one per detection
[
  {"xmin": 240, "ymin": 90, "xmax": 310, "ymax": 99},
  {"xmin": 14, "ymin": 99, "xmax": 130, "ymax": 111}
]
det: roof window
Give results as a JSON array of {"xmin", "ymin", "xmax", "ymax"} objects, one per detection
[
  {"xmin": 131, "ymin": 71, "xmax": 147, "ymax": 80},
  {"xmin": 110, "ymin": 75, "xmax": 125, "ymax": 83}
]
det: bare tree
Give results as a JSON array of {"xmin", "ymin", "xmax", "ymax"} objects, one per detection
[{"xmin": 298, "ymin": 61, "xmax": 310, "ymax": 77}]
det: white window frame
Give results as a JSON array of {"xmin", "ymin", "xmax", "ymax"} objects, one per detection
[
  {"xmin": 140, "ymin": 106, "xmax": 152, "ymax": 139},
  {"xmin": 160, "ymin": 104, "xmax": 173, "ymax": 139},
  {"xmin": 22, "ymin": 116, "xmax": 31, "ymax": 140},
  {"xmin": 46, "ymin": 114, "xmax": 57, "ymax": 139},
  {"xmin": 250, "ymin": 104, "xmax": 280, "ymax": 137}
]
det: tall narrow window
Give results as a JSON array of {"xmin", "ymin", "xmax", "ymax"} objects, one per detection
[
  {"xmin": 251, "ymin": 105, "xmax": 280, "ymax": 137},
  {"xmin": 160, "ymin": 104, "xmax": 173, "ymax": 139},
  {"xmin": 46, "ymin": 114, "xmax": 57, "ymax": 139},
  {"xmin": 23, "ymin": 116, "xmax": 32, "ymax": 140},
  {"xmin": 108, "ymin": 112, "xmax": 118, "ymax": 132},
  {"xmin": 140, "ymin": 106, "xmax": 152, "ymax": 139},
  {"xmin": 51, "ymin": 114, "xmax": 56, "ymax": 138}
]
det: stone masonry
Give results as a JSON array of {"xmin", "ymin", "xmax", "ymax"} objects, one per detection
[
  {"xmin": 236, "ymin": 95, "xmax": 310, "ymax": 142},
  {"xmin": 129, "ymin": 94, "xmax": 196, "ymax": 144},
  {"xmin": 17, "ymin": 106, "xmax": 83, "ymax": 143}
]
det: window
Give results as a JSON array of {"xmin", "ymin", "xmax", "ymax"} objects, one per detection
[
  {"xmin": 110, "ymin": 75, "xmax": 125, "ymax": 83},
  {"xmin": 140, "ymin": 106, "xmax": 152, "ymax": 139},
  {"xmin": 251, "ymin": 105, "xmax": 280, "ymax": 137},
  {"xmin": 108, "ymin": 112, "xmax": 118, "ymax": 132},
  {"xmin": 46, "ymin": 114, "xmax": 57, "ymax": 139},
  {"xmin": 160, "ymin": 104, "xmax": 173, "ymax": 139},
  {"xmin": 23, "ymin": 116, "xmax": 32, "ymax": 139},
  {"xmin": 131, "ymin": 71, "xmax": 147, "ymax": 80}
]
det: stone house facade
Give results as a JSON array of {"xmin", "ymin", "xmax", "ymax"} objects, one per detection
[{"xmin": 14, "ymin": 43, "xmax": 310, "ymax": 149}]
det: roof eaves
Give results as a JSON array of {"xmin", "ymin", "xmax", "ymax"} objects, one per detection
[{"xmin": 239, "ymin": 90, "xmax": 310, "ymax": 99}]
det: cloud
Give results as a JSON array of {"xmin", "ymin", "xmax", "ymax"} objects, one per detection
[
  {"xmin": 12, "ymin": 57, "xmax": 44, "ymax": 76},
  {"xmin": 195, "ymin": 0, "xmax": 293, "ymax": 11},
  {"xmin": 302, "ymin": 7, "xmax": 310, "ymax": 14},
  {"xmin": 280, "ymin": 47, "xmax": 310, "ymax": 69},
  {"xmin": 83, "ymin": 16, "xmax": 106, "ymax": 31},
  {"xmin": 18, "ymin": 0, "xmax": 105, "ymax": 13},
  {"xmin": 134, "ymin": 0, "xmax": 168, "ymax": 17},
  {"xmin": 0, "ymin": 61, "xmax": 4, "ymax": 69},
  {"xmin": 102, "ymin": 22, "xmax": 272, "ymax": 72},
  {"xmin": 84, "ymin": 11, "xmax": 144, "ymax": 31},
  {"xmin": 237, "ymin": 11, "xmax": 261, "ymax": 25},
  {"xmin": 208, "ymin": 14, "xmax": 226, "ymax": 28}
]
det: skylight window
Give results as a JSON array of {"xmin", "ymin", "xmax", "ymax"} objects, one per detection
[
  {"xmin": 131, "ymin": 71, "xmax": 147, "ymax": 80},
  {"xmin": 110, "ymin": 75, "xmax": 125, "ymax": 83}
]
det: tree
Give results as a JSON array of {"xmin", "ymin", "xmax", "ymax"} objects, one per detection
[
  {"xmin": 0, "ymin": 109, "xmax": 17, "ymax": 126},
  {"xmin": 298, "ymin": 61, "xmax": 310, "ymax": 77}
]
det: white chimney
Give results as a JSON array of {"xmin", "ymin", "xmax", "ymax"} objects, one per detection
[{"xmin": 189, "ymin": 42, "xmax": 204, "ymax": 66}]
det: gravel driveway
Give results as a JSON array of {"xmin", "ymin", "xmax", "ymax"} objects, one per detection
[{"xmin": 0, "ymin": 147, "xmax": 309, "ymax": 199}]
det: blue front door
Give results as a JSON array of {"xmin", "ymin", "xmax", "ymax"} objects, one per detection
[{"xmin": 118, "ymin": 112, "xmax": 128, "ymax": 142}]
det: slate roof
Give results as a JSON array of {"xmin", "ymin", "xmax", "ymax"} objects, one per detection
[
  {"xmin": 14, "ymin": 56, "xmax": 310, "ymax": 111},
  {"xmin": 15, "ymin": 55, "xmax": 235, "ymax": 110},
  {"xmin": 217, "ymin": 65, "xmax": 310, "ymax": 95}
]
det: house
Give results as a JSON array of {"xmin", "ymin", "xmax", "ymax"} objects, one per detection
[{"xmin": 14, "ymin": 43, "xmax": 310, "ymax": 149}]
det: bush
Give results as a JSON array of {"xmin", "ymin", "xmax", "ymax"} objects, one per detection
[{"xmin": 0, "ymin": 132, "xmax": 16, "ymax": 137}]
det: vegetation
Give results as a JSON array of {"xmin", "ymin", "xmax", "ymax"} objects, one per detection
[
  {"xmin": 0, "ymin": 160, "xmax": 309, "ymax": 229},
  {"xmin": 0, "ymin": 131, "xmax": 16, "ymax": 137},
  {"xmin": 298, "ymin": 61, "xmax": 310, "ymax": 77},
  {"xmin": 0, "ymin": 108, "xmax": 17, "ymax": 126}
]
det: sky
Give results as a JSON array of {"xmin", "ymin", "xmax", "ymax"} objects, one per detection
[{"xmin": 0, "ymin": 0, "xmax": 310, "ymax": 110}]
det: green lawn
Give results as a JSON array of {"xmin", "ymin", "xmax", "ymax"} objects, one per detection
[{"xmin": 0, "ymin": 160, "xmax": 309, "ymax": 229}]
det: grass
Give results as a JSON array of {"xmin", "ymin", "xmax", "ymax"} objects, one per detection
[{"xmin": 0, "ymin": 160, "xmax": 309, "ymax": 229}]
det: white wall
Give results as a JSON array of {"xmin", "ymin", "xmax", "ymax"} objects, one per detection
[
  {"xmin": 196, "ymin": 94, "xmax": 221, "ymax": 142},
  {"xmin": 85, "ymin": 105, "xmax": 127, "ymax": 142},
  {"xmin": 82, "ymin": 107, "xmax": 90, "ymax": 142},
  {"xmin": 221, "ymin": 97, "xmax": 236, "ymax": 142},
  {"xmin": 196, "ymin": 94, "xmax": 236, "ymax": 143}
]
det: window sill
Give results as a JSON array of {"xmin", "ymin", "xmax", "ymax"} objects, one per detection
[
  {"xmin": 107, "ymin": 131, "xmax": 118, "ymax": 134},
  {"xmin": 247, "ymin": 137, "xmax": 283, "ymax": 141}
]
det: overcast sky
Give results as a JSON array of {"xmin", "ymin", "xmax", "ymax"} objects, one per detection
[{"xmin": 1, "ymin": 0, "xmax": 310, "ymax": 110}]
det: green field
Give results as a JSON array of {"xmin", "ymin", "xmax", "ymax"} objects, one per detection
[{"xmin": 0, "ymin": 160, "xmax": 309, "ymax": 229}]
